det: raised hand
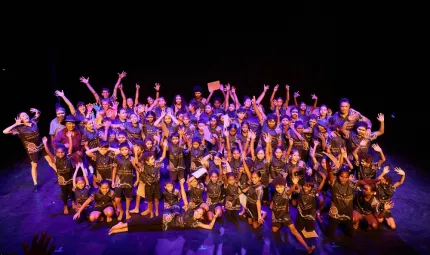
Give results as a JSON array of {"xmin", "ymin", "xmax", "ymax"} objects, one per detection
[
  {"xmin": 311, "ymin": 94, "xmax": 317, "ymax": 100},
  {"xmin": 118, "ymin": 71, "xmax": 127, "ymax": 79},
  {"xmin": 226, "ymin": 83, "xmax": 231, "ymax": 91},
  {"xmin": 136, "ymin": 83, "xmax": 140, "ymax": 89},
  {"xmin": 394, "ymin": 167, "xmax": 405, "ymax": 176},
  {"xmin": 382, "ymin": 166, "xmax": 390, "ymax": 175},
  {"xmin": 179, "ymin": 178, "xmax": 186, "ymax": 185},
  {"xmin": 377, "ymin": 113, "xmax": 384, "ymax": 122},
  {"xmin": 264, "ymin": 134, "xmax": 271, "ymax": 144},
  {"xmin": 30, "ymin": 108, "xmax": 39, "ymax": 114},
  {"xmin": 292, "ymin": 176, "xmax": 299, "ymax": 185},
  {"xmin": 263, "ymin": 84, "xmax": 269, "ymax": 91},
  {"xmin": 22, "ymin": 232, "xmax": 55, "ymax": 255},
  {"xmin": 79, "ymin": 76, "xmax": 89, "ymax": 84},
  {"xmin": 285, "ymin": 84, "xmax": 290, "ymax": 90},
  {"xmin": 294, "ymin": 91, "xmax": 300, "ymax": 98},
  {"xmin": 306, "ymin": 167, "xmax": 312, "ymax": 176},
  {"xmin": 54, "ymin": 90, "xmax": 64, "ymax": 97},
  {"xmin": 42, "ymin": 137, "xmax": 48, "ymax": 144},
  {"xmin": 118, "ymin": 84, "xmax": 123, "ymax": 90},
  {"xmin": 274, "ymin": 84, "xmax": 279, "ymax": 91},
  {"xmin": 154, "ymin": 83, "xmax": 160, "ymax": 91},
  {"xmin": 231, "ymin": 86, "xmax": 236, "ymax": 93},
  {"xmin": 313, "ymin": 140, "xmax": 320, "ymax": 147},
  {"xmin": 372, "ymin": 143, "xmax": 382, "ymax": 152},
  {"xmin": 15, "ymin": 117, "xmax": 22, "ymax": 125},
  {"xmin": 384, "ymin": 201, "xmax": 394, "ymax": 210}
]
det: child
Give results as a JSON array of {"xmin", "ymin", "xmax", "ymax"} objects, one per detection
[
  {"xmin": 42, "ymin": 135, "xmax": 76, "ymax": 214},
  {"xmin": 85, "ymin": 141, "xmax": 120, "ymax": 187},
  {"xmin": 353, "ymin": 143, "xmax": 386, "ymax": 180},
  {"xmin": 376, "ymin": 166, "xmax": 405, "ymax": 229},
  {"xmin": 112, "ymin": 143, "xmax": 135, "ymax": 220},
  {"xmin": 73, "ymin": 176, "xmax": 91, "ymax": 221},
  {"xmin": 73, "ymin": 180, "xmax": 115, "ymax": 222},
  {"xmin": 271, "ymin": 176, "xmax": 315, "ymax": 254},
  {"xmin": 243, "ymin": 155, "xmax": 267, "ymax": 228},
  {"xmin": 186, "ymin": 175, "xmax": 205, "ymax": 210},
  {"xmin": 166, "ymin": 132, "xmax": 186, "ymax": 182},
  {"xmin": 187, "ymin": 137, "xmax": 206, "ymax": 177},
  {"xmin": 205, "ymin": 169, "xmax": 224, "ymax": 221},
  {"xmin": 162, "ymin": 180, "xmax": 181, "ymax": 214},
  {"xmin": 131, "ymin": 140, "xmax": 167, "ymax": 215},
  {"xmin": 224, "ymin": 171, "xmax": 244, "ymax": 229},
  {"xmin": 296, "ymin": 173, "xmax": 326, "ymax": 233},
  {"xmin": 139, "ymin": 148, "xmax": 167, "ymax": 218}
]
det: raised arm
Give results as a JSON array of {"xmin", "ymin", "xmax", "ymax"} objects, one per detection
[
  {"xmin": 371, "ymin": 144, "xmax": 386, "ymax": 167},
  {"xmin": 112, "ymin": 71, "xmax": 127, "ymax": 101},
  {"xmin": 55, "ymin": 90, "xmax": 76, "ymax": 116},
  {"xmin": 393, "ymin": 167, "xmax": 405, "ymax": 188},
  {"xmin": 256, "ymin": 85, "xmax": 270, "ymax": 105},
  {"xmin": 269, "ymin": 85, "xmax": 277, "ymax": 109},
  {"xmin": 293, "ymin": 91, "xmax": 300, "ymax": 107},
  {"xmin": 42, "ymin": 137, "xmax": 55, "ymax": 167},
  {"xmin": 3, "ymin": 117, "xmax": 22, "ymax": 134},
  {"xmin": 371, "ymin": 113, "xmax": 385, "ymax": 137},
  {"xmin": 283, "ymin": 85, "xmax": 290, "ymax": 108},
  {"xmin": 80, "ymin": 77, "xmax": 100, "ymax": 104},
  {"xmin": 135, "ymin": 84, "xmax": 140, "ymax": 106},
  {"xmin": 251, "ymin": 96, "xmax": 264, "ymax": 125},
  {"xmin": 310, "ymin": 94, "xmax": 318, "ymax": 111},
  {"xmin": 118, "ymin": 84, "xmax": 127, "ymax": 109},
  {"xmin": 179, "ymin": 178, "xmax": 188, "ymax": 207}
]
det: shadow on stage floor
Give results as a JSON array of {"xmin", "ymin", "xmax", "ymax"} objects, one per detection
[{"xmin": 0, "ymin": 154, "xmax": 428, "ymax": 255}]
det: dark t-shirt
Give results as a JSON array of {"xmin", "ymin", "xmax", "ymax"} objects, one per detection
[
  {"xmin": 329, "ymin": 178, "xmax": 358, "ymax": 220},
  {"xmin": 12, "ymin": 119, "xmax": 44, "ymax": 154}
]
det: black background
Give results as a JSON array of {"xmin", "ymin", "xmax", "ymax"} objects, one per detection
[{"xmin": 0, "ymin": 16, "xmax": 424, "ymax": 170}]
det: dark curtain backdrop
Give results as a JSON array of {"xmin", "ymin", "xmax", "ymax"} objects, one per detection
[{"xmin": 0, "ymin": 19, "xmax": 421, "ymax": 170}]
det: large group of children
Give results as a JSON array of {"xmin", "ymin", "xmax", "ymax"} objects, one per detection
[{"xmin": 3, "ymin": 71, "xmax": 406, "ymax": 253}]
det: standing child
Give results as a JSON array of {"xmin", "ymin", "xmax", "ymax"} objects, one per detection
[
  {"xmin": 112, "ymin": 143, "xmax": 135, "ymax": 220},
  {"xmin": 224, "ymin": 168, "xmax": 246, "ymax": 229},
  {"xmin": 138, "ymin": 145, "xmax": 167, "ymax": 218},
  {"xmin": 295, "ymin": 173, "xmax": 326, "ymax": 233},
  {"xmin": 85, "ymin": 141, "xmax": 119, "ymax": 187},
  {"xmin": 42, "ymin": 135, "xmax": 77, "ymax": 214},
  {"xmin": 243, "ymin": 156, "xmax": 267, "ymax": 229},
  {"xmin": 271, "ymin": 176, "xmax": 315, "ymax": 254},
  {"xmin": 166, "ymin": 132, "xmax": 186, "ymax": 182},
  {"xmin": 73, "ymin": 180, "xmax": 115, "ymax": 222}
]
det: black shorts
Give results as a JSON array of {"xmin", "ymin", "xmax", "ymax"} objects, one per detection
[
  {"xmin": 295, "ymin": 213, "xmax": 315, "ymax": 232},
  {"xmin": 272, "ymin": 221, "xmax": 293, "ymax": 229},
  {"xmin": 28, "ymin": 148, "xmax": 47, "ymax": 163},
  {"xmin": 93, "ymin": 204, "xmax": 114, "ymax": 213},
  {"xmin": 144, "ymin": 183, "xmax": 161, "ymax": 202},
  {"xmin": 114, "ymin": 187, "xmax": 132, "ymax": 198},
  {"xmin": 209, "ymin": 203, "xmax": 223, "ymax": 213},
  {"xmin": 169, "ymin": 170, "xmax": 184, "ymax": 181}
]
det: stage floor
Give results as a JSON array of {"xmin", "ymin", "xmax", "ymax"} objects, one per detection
[{"xmin": 0, "ymin": 155, "xmax": 428, "ymax": 255}]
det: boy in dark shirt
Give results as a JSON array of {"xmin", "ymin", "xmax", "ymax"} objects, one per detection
[{"xmin": 271, "ymin": 176, "xmax": 315, "ymax": 254}]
